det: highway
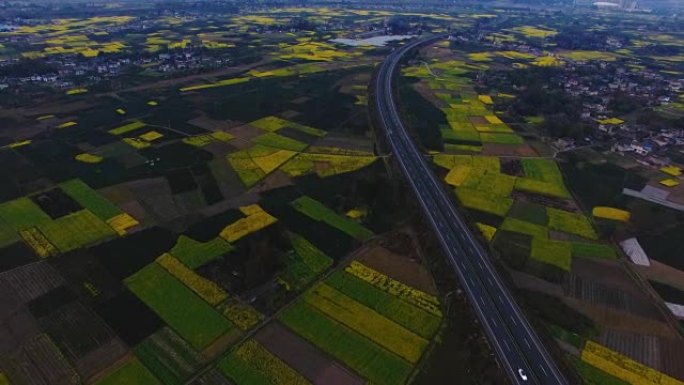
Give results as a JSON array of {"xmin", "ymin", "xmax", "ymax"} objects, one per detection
[{"xmin": 374, "ymin": 36, "xmax": 568, "ymax": 385}]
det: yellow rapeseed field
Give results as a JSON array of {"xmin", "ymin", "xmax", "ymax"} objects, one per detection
[
  {"xmin": 305, "ymin": 283, "xmax": 428, "ymax": 363},
  {"xmin": 57, "ymin": 121, "xmax": 77, "ymax": 129},
  {"xmin": 597, "ymin": 117, "xmax": 625, "ymax": 125},
  {"xmin": 66, "ymin": 88, "xmax": 88, "ymax": 95},
  {"xmin": 139, "ymin": 131, "xmax": 164, "ymax": 142},
  {"xmin": 660, "ymin": 178, "xmax": 680, "ymax": 187},
  {"xmin": 592, "ymin": 207, "xmax": 631, "ymax": 222},
  {"xmin": 19, "ymin": 227, "xmax": 58, "ymax": 258},
  {"xmin": 445, "ymin": 164, "xmax": 471, "ymax": 187},
  {"xmin": 219, "ymin": 205, "xmax": 277, "ymax": 243},
  {"xmin": 476, "ymin": 223, "xmax": 497, "ymax": 242},
  {"xmin": 230, "ymin": 340, "xmax": 311, "ymax": 385},
  {"xmin": 75, "ymin": 153, "xmax": 103, "ymax": 164},
  {"xmin": 582, "ymin": 341, "xmax": 684, "ymax": 385},
  {"xmin": 478, "ymin": 95, "xmax": 494, "ymax": 105},
  {"xmin": 157, "ymin": 253, "xmax": 228, "ymax": 306},
  {"xmin": 123, "ymin": 138, "xmax": 151, "ymax": 150},
  {"xmin": 106, "ymin": 213, "xmax": 139, "ymax": 236},
  {"xmin": 661, "ymin": 165, "xmax": 682, "ymax": 176},
  {"xmin": 218, "ymin": 297, "xmax": 263, "ymax": 331},
  {"xmin": 345, "ymin": 261, "xmax": 442, "ymax": 317}
]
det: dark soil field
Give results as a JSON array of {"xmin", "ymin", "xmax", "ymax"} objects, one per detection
[
  {"xmin": 93, "ymin": 290, "xmax": 164, "ymax": 346},
  {"xmin": 355, "ymin": 245, "xmax": 438, "ymax": 295},
  {"xmin": 650, "ymin": 280, "xmax": 684, "ymax": 304}
]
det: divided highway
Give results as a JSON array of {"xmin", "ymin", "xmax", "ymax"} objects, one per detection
[{"xmin": 374, "ymin": 36, "xmax": 568, "ymax": 385}]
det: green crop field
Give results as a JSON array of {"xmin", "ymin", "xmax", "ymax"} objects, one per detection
[
  {"xmin": 60, "ymin": 179, "xmax": 122, "ymax": 221},
  {"xmin": 0, "ymin": 217, "xmax": 19, "ymax": 248},
  {"xmin": 134, "ymin": 328, "xmax": 202, "ymax": 385},
  {"xmin": 279, "ymin": 301, "xmax": 413, "ymax": 385},
  {"xmin": 304, "ymin": 283, "xmax": 428, "ymax": 363},
  {"xmin": 500, "ymin": 217, "xmax": 548, "ymax": 239},
  {"xmin": 290, "ymin": 196, "xmax": 373, "ymax": 241},
  {"xmin": 455, "ymin": 187, "xmax": 513, "ymax": 216},
  {"xmin": 38, "ymin": 209, "xmax": 116, "ymax": 253},
  {"xmin": 516, "ymin": 159, "xmax": 571, "ymax": 198},
  {"xmin": 326, "ymin": 271, "xmax": 442, "ymax": 339},
  {"xmin": 0, "ymin": 197, "xmax": 52, "ymax": 230},
  {"xmin": 252, "ymin": 133, "xmax": 308, "ymax": 152},
  {"xmin": 279, "ymin": 233, "xmax": 333, "ymax": 291},
  {"xmin": 125, "ymin": 263, "xmax": 234, "ymax": 350},
  {"xmin": 95, "ymin": 359, "xmax": 161, "ymax": 385},
  {"xmin": 515, "ymin": 178, "xmax": 566, "ymax": 198},
  {"xmin": 547, "ymin": 208, "xmax": 598, "ymax": 240},
  {"xmin": 571, "ymin": 242, "xmax": 617, "ymax": 259},
  {"xmin": 530, "ymin": 237, "xmax": 573, "ymax": 271},
  {"xmin": 170, "ymin": 235, "xmax": 234, "ymax": 269}
]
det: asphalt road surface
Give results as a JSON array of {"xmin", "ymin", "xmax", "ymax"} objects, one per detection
[{"xmin": 374, "ymin": 35, "xmax": 568, "ymax": 385}]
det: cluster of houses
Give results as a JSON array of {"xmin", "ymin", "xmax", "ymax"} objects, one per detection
[{"xmin": 0, "ymin": 47, "xmax": 233, "ymax": 92}]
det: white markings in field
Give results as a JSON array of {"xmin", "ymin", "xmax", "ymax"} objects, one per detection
[
  {"xmin": 619, "ymin": 237, "xmax": 650, "ymax": 266},
  {"xmin": 666, "ymin": 302, "xmax": 684, "ymax": 318}
]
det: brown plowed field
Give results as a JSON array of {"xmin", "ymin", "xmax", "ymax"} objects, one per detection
[
  {"xmin": 566, "ymin": 299, "xmax": 678, "ymax": 338},
  {"xmin": 354, "ymin": 245, "xmax": 437, "ymax": 295}
]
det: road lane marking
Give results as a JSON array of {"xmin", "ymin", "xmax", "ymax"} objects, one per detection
[{"xmin": 539, "ymin": 364, "xmax": 548, "ymax": 376}]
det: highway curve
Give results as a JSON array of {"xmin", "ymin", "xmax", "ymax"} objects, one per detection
[{"xmin": 373, "ymin": 35, "xmax": 568, "ymax": 385}]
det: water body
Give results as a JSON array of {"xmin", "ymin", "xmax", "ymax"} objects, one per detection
[{"xmin": 331, "ymin": 35, "xmax": 415, "ymax": 47}]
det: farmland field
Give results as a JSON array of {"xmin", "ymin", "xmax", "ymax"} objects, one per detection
[
  {"xmin": 279, "ymin": 301, "xmax": 413, "ymax": 385},
  {"xmin": 96, "ymin": 358, "xmax": 161, "ymax": 385},
  {"xmin": 531, "ymin": 237, "xmax": 572, "ymax": 271},
  {"xmin": 1, "ymin": 5, "xmax": 682, "ymax": 385},
  {"xmin": 169, "ymin": 235, "xmax": 234, "ymax": 269},
  {"xmin": 0, "ymin": 197, "xmax": 52, "ymax": 230},
  {"xmin": 217, "ymin": 340, "xmax": 310, "ymax": 385},
  {"xmin": 60, "ymin": 179, "xmax": 123, "ymax": 221},
  {"xmin": 303, "ymin": 283, "xmax": 429, "ymax": 363},
  {"xmin": 279, "ymin": 233, "xmax": 333, "ymax": 291},
  {"xmin": 134, "ymin": 327, "xmax": 202, "ymax": 385},
  {"xmin": 326, "ymin": 270, "xmax": 442, "ymax": 339},
  {"xmin": 37, "ymin": 209, "xmax": 117, "ymax": 253},
  {"xmin": 125, "ymin": 263, "xmax": 234, "ymax": 350},
  {"xmin": 547, "ymin": 208, "xmax": 598, "ymax": 240},
  {"xmin": 290, "ymin": 196, "xmax": 373, "ymax": 241}
]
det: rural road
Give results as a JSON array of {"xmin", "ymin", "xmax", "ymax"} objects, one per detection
[{"xmin": 374, "ymin": 35, "xmax": 568, "ymax": 385}]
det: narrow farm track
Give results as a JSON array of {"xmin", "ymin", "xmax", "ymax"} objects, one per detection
[{"xmin": 374, "ymin": 35, "xmax": 568, "ymax": 385}]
